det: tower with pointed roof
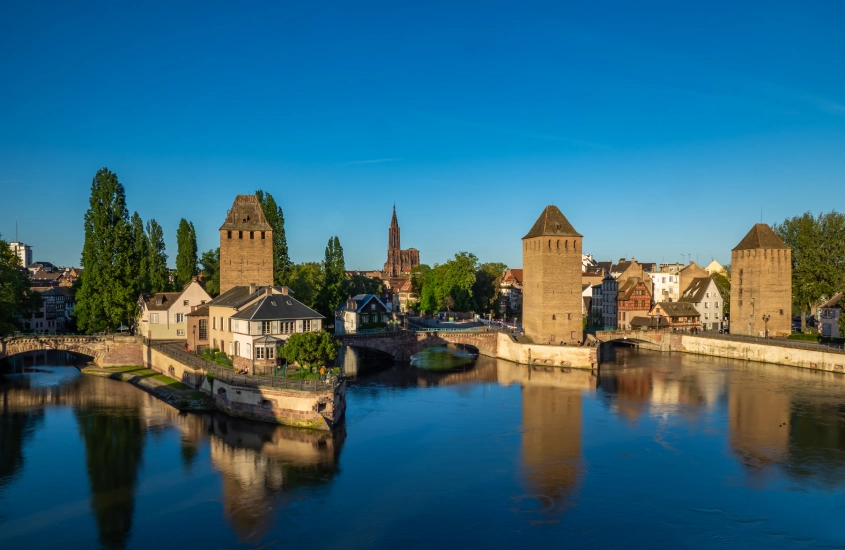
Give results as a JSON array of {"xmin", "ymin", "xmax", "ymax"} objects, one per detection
[
  {"xmin": 384, "ymin": 205, "xmax": 419, "ymax": 278},
  {"xmin": 522, "ymin": 205, "xmax": 584, "ymax": 344},
  {"xmin": 730, "ymin": 223, "xmax": 791, "ymax": 336},
  {"xmin": 219, "ymin": 194, "xmax": 274, "ymax": 294}
]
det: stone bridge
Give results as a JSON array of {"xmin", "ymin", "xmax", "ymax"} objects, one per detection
[
  {"xmin": 0, "ymin": 335, "xmax": 144, "ymax": 366},
  {"xmin": 339, "ymin": 330, "xmax": 500, "ymax": 361},
  {"xmin": 594, "ymin": 329, "xmax": 671, "ymax": 350}
]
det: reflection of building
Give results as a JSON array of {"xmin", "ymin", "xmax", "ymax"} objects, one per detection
[{"xmin": 728, "ymin": 372, "xmax": 790, "ymax": 471}]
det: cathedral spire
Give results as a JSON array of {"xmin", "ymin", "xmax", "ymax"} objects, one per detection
[{"xmin": 391, "ymin": 203, "xmax": 397, "ymax": 224}]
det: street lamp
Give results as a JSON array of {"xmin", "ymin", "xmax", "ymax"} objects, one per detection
[
  {"xmin": 762, "ymin": 314, "xmax": 771, "ymax": 338},
  {"xmin": 192, "ymin": 324, "xmax": 196, "ymax": 353}
]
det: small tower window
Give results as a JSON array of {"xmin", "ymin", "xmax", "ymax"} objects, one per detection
[
  {"xmin": 250, "ymin": 231, "xmax": 254, "ymax": 239},
  {"xmin": 261, "ymin": 231, "xmax": 265, "ymax": 239},
  {"xmin": 238, "ymin": 231, "xmax": 243, "ymax": 239},
  {"xmin": 227, "ymin": 231, "xmax": 232, "ymax": 239},
  {"xmin": 552, "ymin": 315, "xmax": 556, "ymax": 320}
]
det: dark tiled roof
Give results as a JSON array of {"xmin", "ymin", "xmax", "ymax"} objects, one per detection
[
  {"xmin": 335, "ymin": 294, "xmax": 388, "ymax": 313},
  {"xmin": 187, "ymin": 305, "xmax": 210, "ymax": 317},
  {"xmin": 820, "ymin": 292, "xmax": 844, "ymax": 309},
  {"xmin": 656, "ymin": 302, "xmax": 700, "ymax": 317},
  {"xmin": 207, "ymin": 285, "xmax": 263, "ymax": 308},
  {"xmin": 595, "ymin": 261, "xmax": 612, "ymax": 272},
  {"xmin": 523, "ymin": 205, "xmax": 581, "ymax": 239},
  {"xmin": 140, "ymin": 291, "xmax": 184, "ymax": 311},
  {"xmin": 219, "ymin": 194, "xmax": 272, "ymax": 231},
  {"xmin": 679, "ymin": 277, "xmax": 712, "ymax": 303},
  {"xmin": 733, "ymin": 223, "xmax": 789, "ymax": 251},
  {"xmin": 612, "ymin": 261, "xmax": 632, "ymax": 273},
  {"xmin": 231, "ymin": 293, "xmax": 323, "ymax": 321}
]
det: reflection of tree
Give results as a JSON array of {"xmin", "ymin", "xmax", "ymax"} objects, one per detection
[
  {"xmin": 76, "ymin": 406, "xmax": 145, "ymax": 550},
  {"xmin": 0, "ymin": 409, "xmax": 45, "ymax": 489},
  {"xmin": 785, "ymin": 403, "xmax": 845, "ymax": 486}
]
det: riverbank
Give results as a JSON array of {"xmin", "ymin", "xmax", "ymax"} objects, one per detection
[{"xmin": 80, "ymin": 365, "xmax": 215, "ymax": 411}]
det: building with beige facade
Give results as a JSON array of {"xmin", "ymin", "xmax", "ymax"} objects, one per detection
[
  {"xmin": 138, "ymin": 280, "xmax": 212, "ymax": 341},
  {"xmin": 522, "ymin": 205, "xmax": 583, "ymax": 345},
  {"xmin": 219, "ymin": 195, "xmax": 274, "ymax": 294},
  {"xmin": 730, "ymin": 223, "xmax": 792, "ymax": 337}
]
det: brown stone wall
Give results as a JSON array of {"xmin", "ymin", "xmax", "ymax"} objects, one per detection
[
  {"xmin": 730, "ymin": 248, "xmax": 791, "ymax": 336},
  {"xmin": 219, "ymin": 229, "xmax": 273, "ymax": 294},
  {"xmin": 522, "ymin": 236, "xmax": 583, "ymax": 344}
]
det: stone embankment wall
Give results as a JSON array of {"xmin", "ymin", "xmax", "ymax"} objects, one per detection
[
  {"xmin": 496, "ymin": 333, "xmax": 598, "ymax": 369},
  {"xmin": 675, "ymin": 335, "xmax": 845, "ymax": 374},
  {"xmin": 143, "ymin": 343, "xmax": 344, "ymax": 430}
]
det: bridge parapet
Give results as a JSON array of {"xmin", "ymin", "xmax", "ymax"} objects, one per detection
[
  {"xmin": 339, "ymin": 329, "xmax": 499, "ymax": 361},
  {"xmin": 1, "ymin": 334, "xmax": 144, "ymax": 366}
]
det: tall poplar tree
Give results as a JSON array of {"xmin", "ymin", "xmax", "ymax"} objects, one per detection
[
  {"xmin": 146, "ymin": 219, "xmax": 169, "ymax": 292},
  {"xmin": 255, "ymin": 190, "xmax": 291, "ymax": 285},
  {"xmin": 75, "ymin": 168, "xmax": 136, "ymax": 333},
  {"xmin": 317, "ymin": 236, "xmax": 346, "ymax": 318},
  {"xmin": 175, "ymin": 218, "xmax": 198, "ymax": 288},
  {"xmin": 130, "ymin": 212, "xmax": 150, "ymax": 294},
  {"xmin": 199, "ymin": 248, "xmax": 220, "ymax": 297}
]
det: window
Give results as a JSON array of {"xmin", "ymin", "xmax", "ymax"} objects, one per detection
[
  {"xmin": 199, "ymin": 319, "xmax": 207, "ymax": 339},
  {"xmin": 714, "ymin": 302, "xmax": 719, "ymax": 308},
  {"xmin": 256, "ymin": 346, "xmax": 264, "ymax": 359},
  {"xmin": 238, "ymin": 231, "xmax": 243, "ymax": 239},
  {"xmin": 183, "ymin": 300, "xmax": 189, "ymax": 306},
  {"xmin": 176, "ymin": 313, "xmax": 185, "ymax": 323},
  {"xmin": 267, "ymin": 346, "xmax": 274, "ymax": 359},
  {"xmin": 150, "ymin": 313, "xmax": 159, "ymax": 324},
  {"xmin": 261, "ymin": 231, "xmax": 265, "ymax": 239},
  {"xmin": 212, "ymin": 317, "xmax": 217, "ymax": 330},
  {"xmin": 213, "ymin": 338, "xmax": 216, "ymax": 348},
  {"xmin": 704, "ymin": 313, "xmax": 709, "ymax": 320},
  {"xmin": 250, "ymin": 231, "xmax": 254, "ymax": 239},
  {"xmin": 227, "ymin": 231, "xmax": 232, "ymax": 239},
  {"xmin": 371, "ymin": 303, "xmax": 376, "ymax": 311},
  {"xmin": 715, "ymin": 313, "xmax": 719, "ymax": 319},
  {"xmin": 304, "ymin": 319, "xmax": 312, "ymax": 331},
  {"xmin": 704, "ymin": 303, "xmax": 708, "ymax": 309},
  {"xmin": 779, "ymin": 309, "xmax": 784, "ymax": 315},
  {"xmin": 177, "ymin": 329, "xmax": 185, "ymax": 336},
  {"xmin": 262, "ymin": 321, "xmax": 271, "ymax": 334},
  {"xmin": 662, "ymin": 277, "xmax": 666, "ymax": 283}
]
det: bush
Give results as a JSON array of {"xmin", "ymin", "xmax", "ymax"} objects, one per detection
[
  {"xmin": 788, "ymin": 333, "xmax": 818, "ymax": 341},
  {"xmin": 279, "ymin": 331, "xmax": 339, "ymax": 369}
]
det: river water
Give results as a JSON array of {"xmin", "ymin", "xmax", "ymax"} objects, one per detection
[{"xmin": 2, "ymin": 346, "xmax": 845, "ymax": 549}]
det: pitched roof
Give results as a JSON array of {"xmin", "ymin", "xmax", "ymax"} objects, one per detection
[
  {"xmin": 820, "ymin": 292, "xmax": 845, "ymax": 310},
  {"xmin": 219, "ymin": 194, "xmax": 272, "ymax": 231},
  {"xmin": 502, "ymin": 268, "xmax": 523, "ymax": 284},
  {"xmin": 655, "ymin": 302, "xmax": 700, "ymax": 317},
  {"xmin": 186, "ymin": 305, "xmax": 210, "ymax": 317},
  {"xmin": 335, "ymin": 294, "xmax": 389, "ymax": 313},
  {"xmin": 207, "ymin": 285, "xmax": 293, "ymax": 309},
  {"xmin": 140, "ymin": 291, "xmax": 184, "ymax": 311},
  {"xmin": 618, "ymin": 277, "xmax": 650, "ymax": 300},
  {"xmin": 679, "ymin": 277, "xmax": 713, "ymax": 303},
  {"xmin": 631, "ymin": 316, "xmax": 671, "ymax": 328},
  {"xmin": 733, "ymin": 223, "xmax": 789, "ymax": 251},
  {"xmin": 523, "ymin": 205, "xmax": 581, "ymax": 239},
  {"xmin": 230, "ymin": 293, "xmax": 324, "ymax": 321}
]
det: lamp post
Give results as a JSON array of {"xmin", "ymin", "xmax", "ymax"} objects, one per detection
[
  {"xmin": 192, "ymin": 324, "xmax": 196, "ymax": 353},
  {"xmin": 762, "ymin": 314, "xmax": 771, "ymax": 338}
]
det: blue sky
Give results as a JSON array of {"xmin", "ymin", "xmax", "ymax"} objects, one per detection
[{"xmin": 1, "ymin": 1, "xmax": 843, "ymax": 269}]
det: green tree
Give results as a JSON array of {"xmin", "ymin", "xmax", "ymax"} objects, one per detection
[
  {"xmin": 199, "ymin": 248, "xmax": 220, "ymax": 297},
  {"xmin": 146, "ymin": 219, "xmax": 169, "ymax": 292},
  {"xmin": 130, "ymin": 212, "xmax": 150, "ymax": 294},
  {"xmin": 341, "ymin": 274, "xmax": 384, "ymax": 298},
  {"xmin": 75, "ymin": 168, "xmax": 136, "ymax": 333},
  {"xmin": 175, "ymin": 218, "xmax": 198, "ymax": 288},
  {"xmin": 316, "ymin": 236, "xmax": 346, "ymax": 318},
  {"xmin": 416, "ymin": 252, "xmax": 478, "ymax": 314},
  {"xmin": 713, "ymin": 273, "xmax": 731, "ymax": 317},
  {"xmin": 774, "ymin": 211, "xmax": 845, "ymax": 332},
  {"xmin": 279, "ymin": 331, "xmax": 339, "ymax": 369},
  {"xmin": 473, "ymin": 262, "xmax": 508, "ymax": 315},
  {"xmin": 256, "ymin": 190, "xmax": 291, "ymax": 285},
  {"xmin": 0, "ymin": 233, "xmax": 43, "ymax": 334},
  {"xmin": 287, "ymin": 262, "xmax": 323, "ymax": 309}
]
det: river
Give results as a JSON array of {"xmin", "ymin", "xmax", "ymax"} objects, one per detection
[{"xmin": 2, "ymin": 346, "xmax": 845, "ymax": 548}]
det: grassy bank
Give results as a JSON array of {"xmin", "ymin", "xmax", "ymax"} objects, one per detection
[{"xmin": 81, "ymin": 365, "xmax": 211, "ymax": 409}]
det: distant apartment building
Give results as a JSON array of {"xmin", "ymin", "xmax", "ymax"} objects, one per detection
[
  {"xmin": 8, "ymin": 241, "xmax": 32, "ymax": 268},
  {"xmin": 25, "ymin": 286, "xmax": 74, "ymax": 333},
  {"xmin": 601, "ymin": 272, "xmax": 618, "ymax": 329},
  {"xmin": 590, "ymin": 284, "xmax": 603, "ymax": 326},
  {"xmin": 650, "ymin": 271, "xmax": 680, "ymax": 303}
]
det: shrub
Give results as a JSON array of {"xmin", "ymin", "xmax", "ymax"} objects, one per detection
[{"xmin": 788, "ymin": 333, "xmax": 818, "ymax": 341}]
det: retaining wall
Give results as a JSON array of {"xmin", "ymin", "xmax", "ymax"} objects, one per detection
[{"xmin": 496, "ymin": 332, "xmax": 598, "ymax": 369}]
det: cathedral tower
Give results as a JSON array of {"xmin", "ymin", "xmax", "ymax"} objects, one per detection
[
  {"xmin": 384, "ymin": 205, "xmax": 419, "ymax": 278},
  {"xmin": 730, "ymin": 223, "xmax": 791, "ymax": 337},
  {"xmin": 219, "ymin": 195, "xmax": 274, "ymax": 294},
  {"xmin": 522, "ymin": 205, "xmax": 583, "ymax": 344}
]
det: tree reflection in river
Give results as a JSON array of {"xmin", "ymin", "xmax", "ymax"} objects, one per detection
[{"xmin": 0, "ymin": 410, "xmax": 44, "ymax": 490}]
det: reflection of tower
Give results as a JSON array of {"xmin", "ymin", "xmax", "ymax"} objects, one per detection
[
  {"xmin": 520, "ymin": 387, "xmax": 582, "ymax": 508},
  {"xmin": 728, "ymin": 373, "xmax": 790, "ymax": 471}
]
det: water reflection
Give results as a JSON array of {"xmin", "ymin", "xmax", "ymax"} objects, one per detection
[{"xmin": 0, "ymin": 410, "xmax": 44, "ymax": 490}]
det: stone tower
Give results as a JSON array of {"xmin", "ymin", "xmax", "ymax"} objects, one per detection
[
  {"xmin": 522, "ymin": 205, "xmax": 583, "ymax": 344},
  {"xmin": 730, "ymin": 223, "xmax": 791, "ymax": 337},
  {"xmin": 219, "ymin": 195, "xmax": 274, "ymax": 294}
]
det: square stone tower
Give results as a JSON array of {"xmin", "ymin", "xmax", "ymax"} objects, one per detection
[
  {"xmin": 219, "ymin": 195, "xmax": 274, "ymax": 294},
  {"xmin": 730, "ymin": 223, "xmax": 791, "ymax": 337},
  {"xmin": 522, "ymin": 205, "xmax": 584, "ymax": 344}
]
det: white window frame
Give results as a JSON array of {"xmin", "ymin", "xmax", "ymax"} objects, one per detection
[{"xmin": 150, "ymin": 313, "xmax": 159, "ymax": 324}]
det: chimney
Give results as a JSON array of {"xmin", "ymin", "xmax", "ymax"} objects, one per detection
[
  {"xmin": 280, "ymin": 286, "xmax": 289, "ymax": 295},
  {"xmin": 266, "ymin": 287, "xmax": 272, "ymax": 296},
  {"xmin": 249, "ymin": 283, "xmax": 256, "ymax": 295}
]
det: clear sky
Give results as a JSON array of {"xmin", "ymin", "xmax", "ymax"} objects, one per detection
[{"xmin": 1, "ymin": 1, "xmax": 843, "ymax": 270}]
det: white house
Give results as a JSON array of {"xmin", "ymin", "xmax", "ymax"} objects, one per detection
[
  {"xmin": 678, "ymin": 276, "xmax": 724, "ymax": 331},
  {"xmin": 819, "ymin": 293, "xmax": 844, "ymax": 339},
  {"xmin": 138, "ymin": 279, "xmax": 212, "ymax": 340},
  {"xmin": 650, "ymin": 270, "xmax": 681, "ymax": 303},
  {"xmin": 335, "ymin": 294, "xmax": 391, "ymax": 335}
]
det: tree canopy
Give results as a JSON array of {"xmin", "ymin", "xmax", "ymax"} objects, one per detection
[
  {"xmin": 412, "ymin": 253, "xmax": 505, "ymax": 315},
  {"xmin": 774, "ymin": 211, "xmax": 845, "ymax": 330},
  {"xmin": 146, "ymin": 219, "xmax": 169, "ymax": 293},
  {"xmin": 199, "ymin": 248, "xmax": 220, "ymax": 297},
  {"xmin": 279, "ymin": 331, "xmax": 339, "ymax": 369},
  {"xmin": 0, "ymin": 233, "xmax": 42, "ymax": 334},
  {"xmin": 287, "ymin": 262, "xmax": 323, "ymax": 309},
  {"xmin": 130, "ymin": 212, "xmax": 150, "ymax": 294},
  {"xmin": 316, "ymin": 236, "xmax": 346, "ymax": 318},
  {"xmin": 75, "ymin": 168, "xmax": 136, "ymax": 333},
  {"xmin": 256, "ymin": 190, "xmax": 291, "ymax": 285},
  {"xmin": 175, "ymin": 218, "xmax": 198, "ymax": 288}
]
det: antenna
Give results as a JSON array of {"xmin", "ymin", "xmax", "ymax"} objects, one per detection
[{"xmin": 16, "ymin": 216, "xmax": 18, "ymax": 242}]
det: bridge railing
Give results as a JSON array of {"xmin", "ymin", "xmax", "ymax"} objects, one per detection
[
  {"xmin": 148, "ymin": 341, "xmax": 342, "ymax": 393},
  {"xmin": 690, "ymin": 332, "xmax": 845, "ymax": 354}
]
